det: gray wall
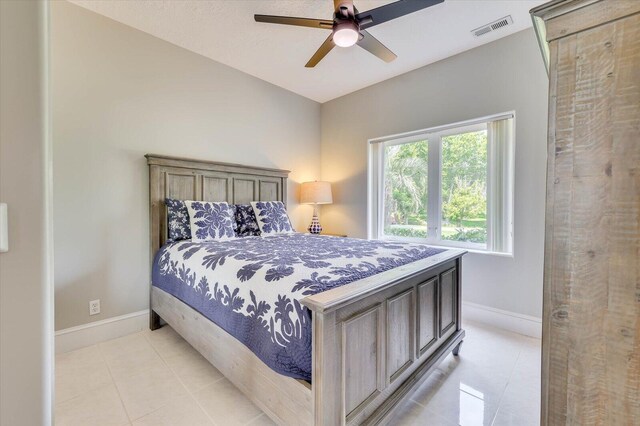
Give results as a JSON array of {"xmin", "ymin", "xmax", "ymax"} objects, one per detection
[
  {"xmin": 320, "ymin": 29, "xmax": 548, "ymax": 318},
  {"xmin": 52, "ymin": 1, "xmax": 321, "ymax": 330},
  {"xmin": 0, "ymin": 1, "xmax": 53, "ymax": 424}
]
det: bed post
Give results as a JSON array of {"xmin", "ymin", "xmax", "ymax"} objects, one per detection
[
  {"xmin": 148, "ymin": 157, "xmax": 163, "ymax": 330},
  {"xmin": 452, "ymin": 341, "xmax": 463, "ymax": 356},
  {"xmin": 312, "ymin": 310, "xmax": 342, "ymax": 425},
  {"xmin": 150, "ymin": 310, "xmax": 161, "ymax": 330},
  {"xmin": 453, "ymin": 256, "xmax": 463, "ymax": 356}
]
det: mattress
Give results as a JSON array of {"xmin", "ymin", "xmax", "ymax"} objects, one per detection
[{"xmin": 152, "ymin": 233, "xmax": 445, "ymax": 381}]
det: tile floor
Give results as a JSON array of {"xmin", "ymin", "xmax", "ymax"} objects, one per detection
[{"xmin": 55, "ymin": 321, "xmax": 540, "ymax": 426}]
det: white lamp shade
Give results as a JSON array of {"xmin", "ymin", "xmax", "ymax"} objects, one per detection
[{"xmin": 300, "ymin": 181, "xmax": 333, "ymax": 205}]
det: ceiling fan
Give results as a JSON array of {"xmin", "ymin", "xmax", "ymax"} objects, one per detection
[{"xmin": 255, "ymin": 0, "xmax": 444, "ymax": 68}]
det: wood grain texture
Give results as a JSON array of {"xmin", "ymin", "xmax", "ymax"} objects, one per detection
[
  {"xmin": 536, "ymin": 1, "xmax": 640, "ymax": 424},
  {"xmin": 542, "ymin": 0, "xmax": 640, "ymax": 42},
  {"xmin": 541, "ymin": 36, "xmax": 560, "ymax": 425},
  {"xmin": 343, "ymin": 305, "xmax": 382, "ymax": 418},
  {"xmin": 232, "ymin": 178, "xmax": 256, "ymax": 204},
  {"xmin": 439, "ymin": 268, "xmax": 456, "ymax": 337},
  {"xmin": 312, "ymin": 310, "xmax": 342, "ymax": 426},
  {"xmin": 201, "ymin": 174, "xmax": 229, "ymax": 202},
  {"xmin": 258, "ymin": 178, "xmax": 281, "ymax": 201},
  {"xmin": 417, "ymin": 278, "xmax": 438, "ymax": 357},
  {"xmin": 146, "ymin": 154, "xmax": 290, "ymax": 177},
  {"xmin": 386, "ymin": 289, "xmax": 415, "ymax": 383}
]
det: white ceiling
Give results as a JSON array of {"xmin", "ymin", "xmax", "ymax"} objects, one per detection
[{"xmin": 70, "ymin": 0, "xmax": 545, "ymax": 103}]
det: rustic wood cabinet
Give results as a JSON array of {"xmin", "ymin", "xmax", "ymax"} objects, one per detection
[{"xmin": 531, "ymin": 1, "xmax": 640, "ymax": 424}]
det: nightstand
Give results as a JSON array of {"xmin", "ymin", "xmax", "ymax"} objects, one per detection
[{"xmin": 320, "ymin": 232, "xmax": 347, "ymax": 238}]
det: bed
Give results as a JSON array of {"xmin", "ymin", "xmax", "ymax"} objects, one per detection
[{"xmin": 147, "ymin": 154, "xmax": 465, "ymax": 425}]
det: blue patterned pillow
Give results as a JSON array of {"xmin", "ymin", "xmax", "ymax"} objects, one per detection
[
  {"xmin": 185, "ymin": 201, "xmax": 236, "ymax": 241},
  {"xmin": 234, "ymin": 204, "xmax": 261, "ymax": 237},
  {"xmin": 229, "ymin": 204, "xmax": 238, "ymax": 235},
  {"xmin": 165, "ymin": 198, "xmax": 191, "ymax": 242},
  {"xmin": 251, "ymin": 201, "xmax": 294, "ymax": 235}
]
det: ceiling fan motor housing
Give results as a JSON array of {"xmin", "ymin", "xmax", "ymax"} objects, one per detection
[{"xmin": 333, "ymin": 19, "xmax": 360, "ymax": 47}]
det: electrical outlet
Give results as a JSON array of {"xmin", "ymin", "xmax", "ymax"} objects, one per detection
[{"xmin": 89, "ymin": 299, "xmax": 100, "ymax": 316}]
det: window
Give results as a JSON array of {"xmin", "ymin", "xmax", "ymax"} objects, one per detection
[{"xmin": 369, "ymin": 114, "xmax": 514, "ymax": 253}]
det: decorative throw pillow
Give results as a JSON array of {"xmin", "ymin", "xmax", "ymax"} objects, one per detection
[
  {"xmin": 251, "ymin": 201, "xmax": 294, "ymax": 235},
  {"xmin": 185, "ymin": 201, "xmax": 236, "ymax": 241},
  {"xmin": 229, "ymin": 204, "xmax": 238, "ymax": 235},
  {"xmin": 165, "ymin": 198, "xmax": 191, "ymax": 242},
  {"xmin": 234, "ymin": 204, "xmax": 261, "ymax": 237}
]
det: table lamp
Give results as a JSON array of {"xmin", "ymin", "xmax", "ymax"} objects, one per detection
[{"xmin": 300, "ymin": 181, "xmax": 333, "ymax": 234}]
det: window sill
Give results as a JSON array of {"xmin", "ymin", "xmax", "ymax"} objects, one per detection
[
  {"xmin": 379, "ymin": 236, "xmax": 514, "ymax": 258},
  {"xmin": 433, "ymin": 245, "xmax": 514, "ymax": 258}
]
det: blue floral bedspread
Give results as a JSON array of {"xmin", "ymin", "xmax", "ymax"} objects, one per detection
[{"xmin": 152, "ymin": 233, "xmax": 445, "ymax": 381}]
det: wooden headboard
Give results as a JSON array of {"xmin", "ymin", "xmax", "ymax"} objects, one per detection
[{"xmin": 146, "ymin": 154, "xmax": 289, "ymax": 254}]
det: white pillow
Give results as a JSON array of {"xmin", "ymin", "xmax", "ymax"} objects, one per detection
[
  {"xmin": 185, "ymin": 201, "xmax": 236, "ymax": 241},
  {"xmin": 250, "ymin": 201, "xmax": 295, "ymax": 235}
]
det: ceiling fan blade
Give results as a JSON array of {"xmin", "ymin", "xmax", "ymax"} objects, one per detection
[
  {"xmin": 305, "ymin": 34, "xmax": 336, "ymax": 68},
  {"xmin": 357, "ymin": 30, "xmax": 397, "ymax": 63},
  {"xmin": 254, "ymin": 15, "xmax": 333, "ymax": 29},
  {"xmin": 356, "ymin": 0, "xmax": 444, "ymax": 30}
]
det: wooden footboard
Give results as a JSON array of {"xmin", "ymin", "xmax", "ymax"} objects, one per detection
[{"xmin": 302, "ymin": 250, "xmax": 465, "ymax": 425}]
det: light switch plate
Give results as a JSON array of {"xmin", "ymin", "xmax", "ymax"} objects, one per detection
[{"xmin": 0, "ymin": 203, "xmax": 7, "ymax": 253}]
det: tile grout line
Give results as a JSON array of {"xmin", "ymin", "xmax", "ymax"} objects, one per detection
[
  {"xmin": 408, "ymin": 362, "xmax": 447, "ymax": 404},
  {"xmin": 244, "ymin": 412, "xmax": 270, "ymax": 425},
  {"xmin": 411, "ymin": 379, "xmax": 488, "ymax": 426},
  {"xmin": 145, "ymin": 329, "xmax": 267, "ymax": 426},
  {"xmin": 101, "ymin": 331, "xmax": 191, "ymax": 424},
  {"xmin": 426, "ymin": 406, "xmax": 459, "ymax": 426},
  {"xmin": 95, "ymin": 341, "xmax": 136, "ymax": 426},
  {"xmin": 117, "ymin": 331, "xmax": 189, "ymax": 423},
  {"xmin": 406, "ymin": 346, "xmax": 520, "ymax": 426},
  {"xmin": 406, "ymin": 366, "xmax": 461, "ymax": 426},
  {"xmin": 405, "ymin": 399, "xmax": 458, "ymax": 426},
  {"xmin": 53, "ymin": 348, "xmax": 99, "ymax": 406},
  {"xmin": 488, "ymin": 347, "xmax": 523, "ymax": 426},
  {"xmin": 144, "ymin": 330, "xmax": 223, "ymax": 426}
]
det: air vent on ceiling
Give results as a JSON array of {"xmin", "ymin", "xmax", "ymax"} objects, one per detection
[{"xmin": 471, "ymin": 15, "xmax": 513, "ymax": 38}]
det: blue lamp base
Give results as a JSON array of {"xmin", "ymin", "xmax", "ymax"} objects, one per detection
[{"xmin": 308, "ymin": 212, "xmax": 322, "ymax": 234}]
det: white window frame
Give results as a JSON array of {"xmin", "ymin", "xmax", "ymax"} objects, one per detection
[{"xmin": 368, "ymin": 112, "xmax": 515, "ymax": 254}]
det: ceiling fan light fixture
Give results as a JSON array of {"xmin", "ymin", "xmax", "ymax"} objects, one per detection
[
  {"xmin": 255, "ymin": 0, "xmax": 444, "ymax": 66},
  {"xmin": 333, "ymin": 22, "xmax": 359, "ymax": 47}
]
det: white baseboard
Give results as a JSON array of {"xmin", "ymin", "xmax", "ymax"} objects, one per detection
[
  {"xmin": 55, "ymin": 310, "xmax": 149, "ymax": 354},
  {"xmin": 54, "ymin": 302, "xmax": 539, "ymax": 353},
  {"xmin": 462, "ymin": 301, "xmax": 542, "ymax": 339}
]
